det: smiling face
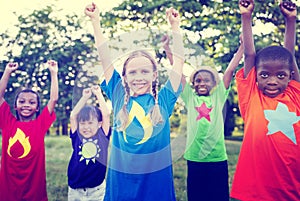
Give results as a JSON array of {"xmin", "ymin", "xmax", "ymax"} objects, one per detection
[
  {"xmin": 256, "ymin": 59, "xmax": 291, "ymax": 98},
  {"xmin": 192, "ymin": 70, "xmax": 216, "ymax": 96},
  {"xmin": 124, "ymin": 56, "xmax": 157, "ymax": 97},
  {"xmin": 77, "ymin": 106, "xmax": 102, "ymax": 138},
  {"xmin": 78, "ymin": 117, "xmax": 102, "ymax": 138},
  {"xmin": 14, "ymin": 92, "xmax": 39, "ymax": 121}
]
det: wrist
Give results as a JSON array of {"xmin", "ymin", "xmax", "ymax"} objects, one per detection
[
  {"xmin": 171, "ymin": 25, "xmax": 181, "ymax": 33},
  {"xmin": 285, "ymin": 16, "xmax": 297, "ymax": 22},
  {"xmin": 91, "ymin": 16, "xmax": 100, "ymax": 23}
]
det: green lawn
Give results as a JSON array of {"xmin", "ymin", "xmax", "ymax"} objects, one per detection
[{"xmin": 0, "ymin": 135, "xmax": 241, "ymax": 201}]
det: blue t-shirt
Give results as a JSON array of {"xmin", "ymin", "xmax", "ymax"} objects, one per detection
[
  {"xmin": 101, "ymin": 70, "xmax": 181, "ymax": 201},
  {"xmin": 68, "ymin": 128, "xmax": 111, "ymax": 189}
]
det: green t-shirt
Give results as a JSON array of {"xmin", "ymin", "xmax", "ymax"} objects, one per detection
[{"xmin": 180, "ymin": 81, "xmax": 229, "ymax": 162}]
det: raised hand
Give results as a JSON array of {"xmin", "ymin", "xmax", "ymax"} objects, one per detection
[
  {"xmin": 166, "ymin": 7, "xmax": 180, "ymax": 29},
  {"xmin": 5, "ymin": 62, "xmax": 18, "ymax": 74},
  {"xmin": 47, "ymin": 60, "xmax": 58, "ymax": 74},
  {"xmin": 82, "ymin": 88, "xmax": 92, "ymax": 99},
  {"xmin": 279, "ymin": 0, "xmax": 297, "ymax": 18},
  {"xmin": 91, "ymin": 85, "xmax": 101, "ymax": 95},
  {"xmin": 84, "ymin": 3, "xmax": 99, "ymax": 19},
  {"xmin": 239, "ymin": 0, "xmax": 255, "ymax": 15}
]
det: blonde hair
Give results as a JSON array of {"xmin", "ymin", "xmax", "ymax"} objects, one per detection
[{"xmin": 116, "ymin": 50, "xmax": 163, "ymax": 131}]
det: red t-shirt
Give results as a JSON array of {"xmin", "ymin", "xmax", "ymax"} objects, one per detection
[
  {"xmin": 0, "ymin": 101, "xmax": 56, "ymax": 201},
  {"xmin": 231, "ymin": 68, "xmax": 300, "ymax": 200}
]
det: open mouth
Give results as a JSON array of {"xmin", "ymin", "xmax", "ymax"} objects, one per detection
[
  {"xmin": 197, "ymin": 87, "xmax": 207, "ymax": 93},
  {"xmin": 21, "ymin": 109, "xmax": 32, "ymax": 115}
]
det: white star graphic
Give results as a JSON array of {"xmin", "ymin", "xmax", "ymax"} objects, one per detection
[{"xmin": 264, "ymin": 102, "xmax": 300, "ymax": 144}]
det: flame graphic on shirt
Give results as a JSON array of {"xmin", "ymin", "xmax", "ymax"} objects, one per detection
[
  {"xmin": 124, "ymin": 101, "xmax": 153, "ymax": 145},
  {"xmin": 7, "ymin": 128, "xmax": 31, "ymax": 158}
]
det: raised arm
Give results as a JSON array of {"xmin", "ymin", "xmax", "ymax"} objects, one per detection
[
  {"xmin": 166, "ymin": 7, "xmax": 184, "ymax": 92},
  {"xmin": 223, "ymin": 35, "xmax": 244, "ymax": 89},
  {"xmin": 0, "ymin": 62, "xmax": 18, "ymax": 106},
  {"xmin": 70, "ymin": 88, "xmax": 92, "ymax": 132},
  {"xmin": 239, "ymin": 0, "xmax": 256, "ymax": 78},
  {"xmin": 85, "ymin": 3, "xmax": 114, "ymax": 83},
  {"xmin": 91, "ymin": 85, "xmax": 110, "ymax": 136},
  {"xmin": 280, "ymin": 0, "xmax": 299, "ymax": 81},
  {"xmin": 47, "ymin": 60, "xmax": 58, "ymax": 114}
]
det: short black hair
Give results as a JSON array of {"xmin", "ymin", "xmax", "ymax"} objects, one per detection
[
  {"xmin": 14, "ymin": 88, "xmax": 40, "ymax": 120},
  {"xmin": 77, "ymin": 105, "xmax": 102, "ymax": 123},
  {"xmin": 255, "ymin": 46, "xmax": 293, "ymax": 71},
  {"xmin": 191, "ymin": 69, "xmax": 216, "ymax": 86}
]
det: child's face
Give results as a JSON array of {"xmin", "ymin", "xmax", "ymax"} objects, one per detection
[
  {"xmin": 124, "ymin": 56, "xmax": 157, "ymax": 97},
  {"xmin": 14, "ymin": 92, "xmax": 39, "ymax": 121},
  {"xmin": 193, "ymin": 71, "xmax": 216, "ymax": 96},
  {"xmin": 78, "ymin": 116, "xmax": 102, "ymax": 138},
  {"xmin": 256, "ymin": 59, "xmax": 291, "ymax": 98}
]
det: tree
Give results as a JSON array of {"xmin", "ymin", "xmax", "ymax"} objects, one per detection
[
  {"xmin": 98, "ymin": 0, "xmax": 299, "ymax": 135},
  {"xmin": 0, "ymin": 6, "xmax": 97, "ymax": 135}
]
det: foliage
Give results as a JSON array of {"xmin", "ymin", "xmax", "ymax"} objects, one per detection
[
  {"xmin": 0, "ymin": 6, "xmax": 97, "ymax": 134},
  {"xmin": 99, "ymin": 0, "xmax": 300, "ymax": 135},
  {"xmin": 1, "ymin": 0, "xmax": 299, "ymax": 136}
]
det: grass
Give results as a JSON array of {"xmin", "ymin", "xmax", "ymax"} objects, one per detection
[{"xmin": 0, "ymin": 134, "xmax": 241, "ymax": 201}]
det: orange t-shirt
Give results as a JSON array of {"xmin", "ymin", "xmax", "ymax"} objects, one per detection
[{"xmin": 231, "ymin": 68, "xmax": 300, "ymax": 200}]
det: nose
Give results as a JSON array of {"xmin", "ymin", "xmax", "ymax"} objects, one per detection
[{"xmin": 267, "ymin": 76, "xmax": 278, "ymax": 85}]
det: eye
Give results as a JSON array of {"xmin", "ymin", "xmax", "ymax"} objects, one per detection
[
  {"xmin": 277, "ymin": 73, "xmax": 287, "ymax": 79},
  {"xmin": 18, "ymin": 100, "xmax": 25, "ymax": 104},
  {"xmin": 141, "ymin": 69, "xmax": 150, "ymax": 74},
  {"xmin": 30, "ymin": 101, "xmax": 37, "ymax": 105},
  {"xmin": 260, "ymin": 73, "xmax": 269, "ymax": 79},
  {"xmin": 194, "ymin": 79, "xmax": 201, "ymax": 83}
]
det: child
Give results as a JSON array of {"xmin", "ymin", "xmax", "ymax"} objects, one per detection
[
  {"xmin": 85, "ymin": 3, "xmax": 184, "ymax": 201},
  {"xmin": 0, "ymin": 60, "xmax": 58, "ymax": 201},
  {"xmin": 231, "ymin": 0, "xmax": 300, "ymax": 200},
  {"xmin": 179, "ymin": 39, "xmax": 244, "ymax": 200},
  {"xmin": 67, "ymin": 85, "xmax": 111, "ymax": 201}
]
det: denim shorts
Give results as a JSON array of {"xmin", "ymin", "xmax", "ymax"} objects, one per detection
[{"xmin": 68, "ymin": 181, "xmax": 106, "ymax": 201}]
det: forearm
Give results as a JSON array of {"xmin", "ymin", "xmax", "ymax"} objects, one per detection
[
  {"xmin": 95, "ymin": 93, "xmax": 110, "ymax": 117},
  {"xmin": 169, "ymin": 27, "xmax": 184, "ymax": 91},
  {"xmin": 241, "ymin": 14, "xmax": 255, "ymax": 77},
  {"xmin": 47, "ymin": 73, "xmax": 58, "ymax": 113},
  {"xmin": 241, "ymin": 14, "xmax": 255, "ymax": 57},
  {"xmin": 284, "ymin": 17, "xmax": 296, "ymax": 54},
  {"xmin": 91, "ymin": 18, "xmax": 114, "ymax": 82},
  {"xmin": 70, "ymin": 96, "xmax": 88, "ymax": 118},
  {"xmin": 0, "ymin": 71, "xmax": 11, "ymax": 100},
  {"xmin": 223, "ymin": 44, "xmax": 244, "ymax": 88},
  {"xmin": 49, "ymin": 73, "xmax": 58, "ymax": 102}
]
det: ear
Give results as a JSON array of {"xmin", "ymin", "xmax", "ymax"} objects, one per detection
[
  {"xmin": 290, "ymin": 70, "xmax": 295, "ymax": 79},
  {"xmin": 98, "ymin": 121, "xmax": 102, "ymax": 128}
]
